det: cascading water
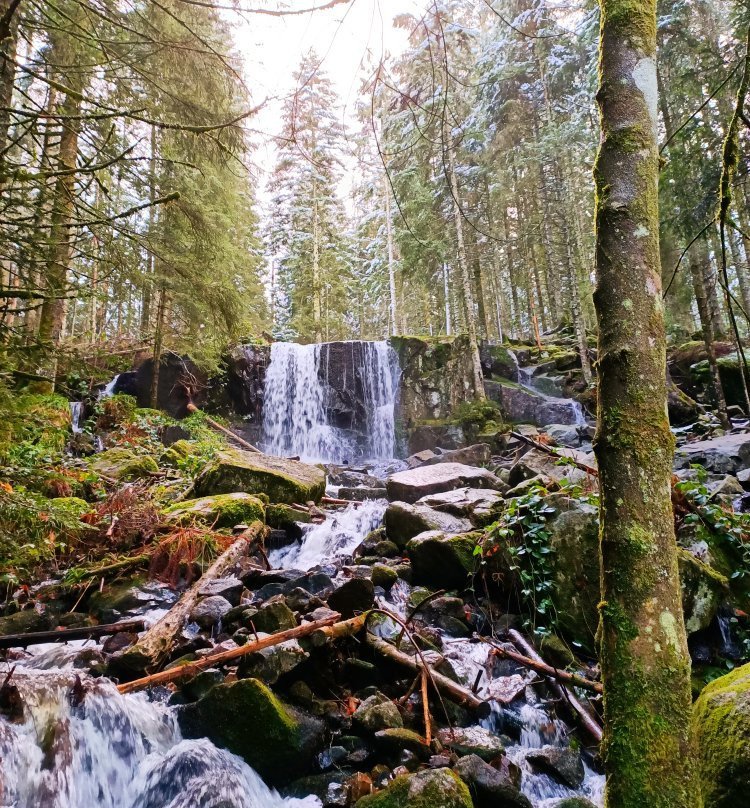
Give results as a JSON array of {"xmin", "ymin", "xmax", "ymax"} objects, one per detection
[
  {"xmin": 0, "ymin": 667, "xmax": 318, "ymax": 808},
  {"xmin": 69, "ymin": 401, "xmax": 84, "ymax": 433},
  {"xmin": 262, "ymin": 341, "xmax": 399, "ymax": 464},
  {"xmin": 270, "ymin": 499, "xmax": 387, "ymax": 570}
]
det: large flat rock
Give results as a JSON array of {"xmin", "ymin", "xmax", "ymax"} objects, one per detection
[
  {"xmin": 194, "ymin": 448, "xmax": 326, "ymax": 504},
  {"xmin": 386, "ymin": 462, "xmax": 505, "ymax": 504},
  {"xmin": 674, "ymin": 432, "xmax": 750, "ymax": 475}
]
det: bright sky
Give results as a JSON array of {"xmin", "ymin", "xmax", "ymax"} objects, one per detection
[{"xmin": 229, "ymin": 0, "xmax": 424, "ymax": 202}]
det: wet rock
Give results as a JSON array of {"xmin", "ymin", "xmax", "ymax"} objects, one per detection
[
  {"xmin": 240, "ymin": 566, "xmax": 304, "ymax": 589},
  {"xmin": 253, "ymin": 598, "xmax": 296, "ymax": 633},
  {"xmin": 710, "ymin": 474, "xmax": 745, "ymax": 498},
  {"xmin": 386, "ymin": 463, "xmax": 506, "ymax": 504},
  {"xmin": 90, "ymin": 447, "xmax": 159, "ymax": 481},
  {"xmin": 407, "ymin": 424, "xmax": 467, "ymax": 454},
  {"xmin": 285, "ymin": 587, "xmax": 325, "ymax": 614},
  {"xmin": 436, "ymin": 726, "xmax": 505, "ymax": 762},
  {"xmin": 283, "ymin": 772, "xmax": 353, "ymax": 807},
  {"xmin": 189, "ymin": 595, "xmax": 233, "ymax": 628},
  {"xmin": 180, "ymin": 669, "xmax": 224, "ymax": 701},
  {"xmin": 178, "ymin": 677, "xmax": 324, "ymax": 784},
  {"xmin": 385, "ymin": 502, "xmax": 473, "ymax": 548},
  {"xmin": 374, "ymin": 728, "xmax": 431, "ymax": 760},
  {"xmin": 737, "ymin": 468, "xmax": 750, "ymax": 489},
  {"xmin": 164, "ymin": 493, "xmax": 265, "ymax": 528},
  {"xmin": 353, "ymin": 692, "xmax": 404, "ymax": 732},
  {"xmin": 0, "ymin": 608, "xmax": 53, "ymax": 635},
  {"xmin": 407, "ymin": 531, "xmax": 480, "ymax": 590},
  {"xmin": 356, "ymin": 767, "xmax": 473, "ymax": 808},
  {"xmin": 266, "ymin": 503, "xmax": 312, "ymax": 529},
  {"xmin": 339, "ymin": 486, "xmax": 388, "ymax": 501},
  {"xmin": 371, "ymin": 564, "xmax": 399, "ymax": 589},
  {"xmin": 238, "ymin": 638, "xmax": 309, "ymax": 684},
  {"xmin": 481, "ymin": 344, "xmax": 519, "ymax": 380},
  {"xmin": 545, "ymin": 424, "xmax": 586, "ymax": 448},
  {"xmin": 526, "ymin": 745, "xmax": 584, "ymax": 789},
  {"xmin": 198, "ymin": 577, "xmax": 244, "ymax": 606},
  {"xmin": 416, "ymin": 488, "xmax": 504, "ymax": 527},
  {"xmin": 286, "ymin": 571, "xmax": 334, "ymax": 596},
  {"xmin": 674, "ymin": 432, "xmax": 750, "ymax": 475},
  {"xmin": 327, "ymin": 577, "xmax": 375, "ymax": 618},
  {"xmin": 194, "ymin": 448, "xmax": 326, "ymax": 504},
  {"xmin": 454, "ymin": 754, "xmax": 532, "ymax": 808}
]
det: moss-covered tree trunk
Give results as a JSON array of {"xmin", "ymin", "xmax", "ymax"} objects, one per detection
[{"xmin": 592, "ymin": 1, "xmax": 699, "ymax": 806}]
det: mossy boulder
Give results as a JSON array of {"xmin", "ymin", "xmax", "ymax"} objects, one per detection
[
  {"xmin": 51, "ymin": 496, "xmax": 92, "ymax": 520},
  {"xmin": 678, "ymin": 549, "xmax": 729, "ymax": 634},
  {"xmin": 0, "ymin": 608, "xmax": 54, "ymax": 635},
  {"xmin": 385, "ymin": 501, "xmax": 472, "ymax": 549},
  {"xmin": 164, "ymin": 493, "xmax": 265, "ymax": 528},
  {"xmin": 353, "ymin": 692, "xmax": 403, "ymax": 732},
  {"xmin": 692, "ymin": 661, "xmax": 750, "ymax": 807},
  {"xmin": 407, "ymin": 530, "xmax": 480, "ymax": 590},
  {"xmin": 356, "ymin": 768, "xmax": 474, "ymax": 808},
  {"xmin": 178, "ymin": 677, "xmax": 324, "ymax": 784},
  {"xmin": 266, "ymin": 503, "xmax": 312, "ymax": 528},
  {"xmin": 193, "ymin": 448, "xmax": 325, "ymax": 504},
  {"xmin": 90, "ymin": 447, "xmax": 159, "ymax": 481}
]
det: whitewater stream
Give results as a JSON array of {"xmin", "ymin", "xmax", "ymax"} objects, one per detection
[{"xmin": 2, "ymin": 339, "xmax": 603, "ymax": 807}]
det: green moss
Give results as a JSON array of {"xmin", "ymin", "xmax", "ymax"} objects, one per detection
[
  {"xmin": 356, "ymin": 768, "xmax": 473, "ymax": 808},
  {"xmin": 90, "ymin": 447, "xmax": 159, "ymax": 481},
  {"xmin": 178, "ymin": 678, "xmax": 321, "ymax": 783},
  {"xmin": 266, "ymin": 503, "xmax": 311, "ymax": 528},
  {"xmin": 407, "ymin": 531, "xmax": 480, "ymax": 590},
  {"xmin": 164, "ymin": 493, "xmax": 265, "ymax": 528},
  {"xmin": 194, "ymin": 448, "xmax": 326, "ymax": 504},
  {"xmin": 692, "ymin": 661, "xmax": 750, "ymax": 807}
]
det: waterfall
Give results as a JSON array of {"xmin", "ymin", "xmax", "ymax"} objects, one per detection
[
  {"xmin": 99, "ymin": 374, "xmax": 121, "ymax": 399},
  {"xmin": 0, "ymin": 669, "xmax": 317, "ymax": 808},
  {"xmin": 69, "ymin": 401, "xmax": 83, "ymax": 433},
  {"xmin": 262, "ymin": 341, "xmax": 399, "ymax": 464}
]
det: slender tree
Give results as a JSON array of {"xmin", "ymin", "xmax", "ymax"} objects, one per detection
[{"xmin": 593, "ymin": 1, "xmax": 699, "ymax": 806}]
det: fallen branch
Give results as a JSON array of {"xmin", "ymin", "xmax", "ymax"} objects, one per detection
[
  {"xmin": 110, "ymin": 523, "xmax": 263, "ymax": 678},
  {"xmin": 0, "ymin": 618, "xmax": 145, "ymax": 649},
  {"xmin": 186, "ymin": 402, "xmax": 260, "ymax": 453},
  {"xmin": 487, "ymin": 641, "xmax": 602, "ymax": 694},
  {"xmin": 508, "ymin": 629, "xmax": 602, "ymax": 744},
  {"xmin": 322, "ymin": 496, "xmax": 361, "ymax": 507},
  {"xmin": 366, "ymin": 631, "xmax": 490, "ymax": 716},
  {"xmin": 305, "ymin": 612, "xmax": 368, "ymax": 647},
  {"xmin": 75, "ymin": 555, "xmax": 149, "ymax": 580},
  {"xmin": 117, "ymin": 612, "xmax": 342, "ymax": 694}
]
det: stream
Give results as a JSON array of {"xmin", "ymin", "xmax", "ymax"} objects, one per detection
[{"xmin": 2, "ymin": 340, "xmax": 604, "ymax": 808}]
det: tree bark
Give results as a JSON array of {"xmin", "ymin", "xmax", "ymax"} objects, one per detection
[
  {"xmin": 446, "ymin": 136, "xmax": 485, "ymax": 399},
  {"xmin": 593, "ymin": 1, "xmax": 699, "ymax": 805}
]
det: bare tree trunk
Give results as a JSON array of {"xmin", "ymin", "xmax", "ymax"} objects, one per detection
[
  {"xmin": 37, "ymin": 86, "xmax": 83, "ymax": 377},
  {"xmin": 446, "ymin": 136, "xmax": 485, "ymax": 399},
  {"xmin": 593, "ymin": 2, "xmax": 699, "ymax": 805},
  {"xmin": 150, "ymin": 284, "xmax": 167, "ymax": 409},
  {"xmin": 0, "ymin": 0, "xmax": 18, "ymax": 190},
  {"xmin": 384, "ymin": 175, "xmax": 398, "ymax": 336}
]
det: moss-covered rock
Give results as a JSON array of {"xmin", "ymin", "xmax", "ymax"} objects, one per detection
[
  {"xmin": 353, "ymin": 692, "xmax": 403, "ymax": 732},
  {"xmin": 692, "ymin": 661, "xmax": 750, "ymax": 807},
  {"xmin": 193, "ymin": 448, "xmax": 326, "ymax": 504},
  {"xmin": 164, "ymin": 493, "xmax": 265, "ymax": 528},
  {"xmin": 266, "ymin": 503, "xmax": 312, "ymax": 528},
  {"xmin": 436, "ymin": 726, "xmax": 505, "ymax": 761},
  {"xmin": 0, "ymin": 608, "xmax": 54, "ymax": 635},
  {"xmin": 371, "ymin": 564, "xmax": 398, "ymax": 589},
  {"xmin": 178, "ymin": 678, "xmax": 324, "ymax": 784},
  {"xmin": 407, "ymin": 530, "xmax": 480, "ymax": 590},
  {"xmin": 51, "ymin": 496, "xmax": 92, "ymax": 520},
  {"xmin": 90, "ymin": 447, "xmax": 159, "ymax": 481},
  {"xmin": 385, "ymin": 501, "xmax": 473, "ymax": 549},
  {"xmin": 678, "ymin": 549, "xmax": 729, "ymax": 634},
  {"xmin": 356, "ymin": 768, "xmax": 474, "ymax": 808}
]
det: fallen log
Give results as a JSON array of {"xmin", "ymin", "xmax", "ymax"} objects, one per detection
[
  {"xmin": 0, "ymin": 618, "xmax": 145, "ymax": 649},
  {"xmin": 117, "ymin": 612, "xmax": 343, "ymax": 694},
  {"xmin": 488, "ymin": 642, "xmax": 602, "ymax": 694},
  {"xmin": 76, "ymin": 555, "xmax": 150, "ymax": 580},
  {"xmin": 109, "ymin": 523, "xmax": 264, "ymax": 678},
  {"xmin": 366, "ymin": 631, "xmax": 490, "ymax": 716},
  {"xmin": 305, "ymin": 612, "xmax": 368, "ymax": 647},
  {"xmin": 508, "ymin": 629, "xmax": 602, "ymax": 744},
  {"xmin": 185, "ymin": 402, "xmax": 260, "ymax": 453},
  {"xmin": 322, "ymin": 496, "xmax": 361, "ymax": 507}
]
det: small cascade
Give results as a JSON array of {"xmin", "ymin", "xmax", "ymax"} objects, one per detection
[
  {"xmin": 517, "ymin": 365, "xmax": 588, "ymax": 427},
  {"xmin": 0, "ymin": 668, "xmax": 317, "ymax": 808},
  {"xmin": 99, "ymin": 374, "xmax": 121, "ymax": 399},
  {"xmin": 262, "ymin": 340, "xmax": 399, "ymax": 464},
  {"xmin": 69, "ymin": 401, "xmax": 83, "ymax": 433},
  {"xmin": 270, "ymin": 499, "xmax": 387, "ymax": 570}
]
